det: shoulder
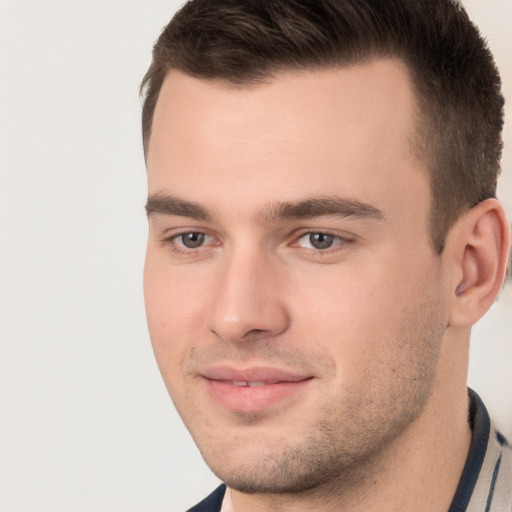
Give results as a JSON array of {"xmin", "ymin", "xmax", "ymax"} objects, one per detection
[{"xmin": 186, "ymin": 484, "xmax": 227, "ymax": 512}]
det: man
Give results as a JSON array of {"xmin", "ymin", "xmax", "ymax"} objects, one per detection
[{"xmin": 140, "ymin": 0, "xmax": 511, "ymax": 510}]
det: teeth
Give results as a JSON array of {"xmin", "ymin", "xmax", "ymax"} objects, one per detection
[{"xmin": 231, "ymin": 381, "xmax": 267, "ymax": 387}]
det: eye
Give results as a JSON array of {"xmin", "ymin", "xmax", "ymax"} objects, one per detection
[
  {"xmin": 175, "ymin": 232, "xmax": 209, "ymax": 249},
  {"xmin": 160, "ymin": 230, "xmax": 220, "ymax": 257},
  {"xmin": 296, "ymin": 232, "xmax": 347, "ymax": 250}
]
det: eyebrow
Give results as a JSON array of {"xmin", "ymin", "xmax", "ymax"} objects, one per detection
[
  {"xmin": 145, "ymin": 193, "xmax": 384, "ymax": 223},
  {"xmin": 260, "ymin": 196, "xmax": 385, "ymax": 223},
  {"xmin": 146, "ymin": 193, "xmax": 213, "ymax": 221}
]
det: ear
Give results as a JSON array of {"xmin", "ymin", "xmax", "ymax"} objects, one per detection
[{"xmin": 447, "ymin": 198, "xmax": 510, "ymax": 327}]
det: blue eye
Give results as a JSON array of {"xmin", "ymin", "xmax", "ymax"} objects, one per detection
[
  {"xmin": 297, "ymin": 232, "xmax": 343, "ymax": 250},
  {"xmin": 177, "ymin": 232, "xmax": 207, "ymax": 249},
  {"xmin": 309, "ymin": 233, "xmax": 334, "ymax": 249}
]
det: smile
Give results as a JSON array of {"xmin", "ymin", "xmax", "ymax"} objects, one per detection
[{"xmin": 200, "ymin": 366, "xmax": 314, "ymax": 413}]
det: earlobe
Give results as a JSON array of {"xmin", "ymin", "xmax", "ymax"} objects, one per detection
[{"xmin": 448, "ymin": 198, "xmax": 510, "ymax": 327}]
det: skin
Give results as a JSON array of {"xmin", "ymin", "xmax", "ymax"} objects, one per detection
[{"xmin": 143, "ymin": 60, "xmax": 508, "ymax": 511}]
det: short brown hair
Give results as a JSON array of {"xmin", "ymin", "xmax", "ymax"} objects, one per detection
[{"xmin": 140, "ymin": 0, "xmax": 504, "ymax": 252}]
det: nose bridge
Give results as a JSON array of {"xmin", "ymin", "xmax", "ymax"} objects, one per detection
[{"xmin": 205, "ymin": 242, "xmax": 289, "ymax": 342}]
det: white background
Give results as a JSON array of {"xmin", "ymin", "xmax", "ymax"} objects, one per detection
[{"xmin": 0, "ymin": 1, "xmax": 510, "ymax": 511}]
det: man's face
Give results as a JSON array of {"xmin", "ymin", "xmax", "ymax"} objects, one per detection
[{"xmin": 144, "ymin": 60, "xmax": 450, "ymax": 493}]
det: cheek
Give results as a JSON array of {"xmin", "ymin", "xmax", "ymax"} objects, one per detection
[
  {"xmin": 288, "ymin": 258, "xmax": 438, "ymax": 375},
  {"xmin": 144, "ymin": 245, "xmax": 207, "ymax": 325},
  {"xmin": 290, "ymin": 262, "xmax": 395, "ymax": 333},
  {"xmin": 143, "ymin": 250, "xmax": 207, "ymax": 386}
]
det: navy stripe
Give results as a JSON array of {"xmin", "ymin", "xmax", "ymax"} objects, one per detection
[
  {"xmin": 448, "ymin": 389, "xmax": 491, "ymax": 512},
  {"xmin": 496, "ymin": 430, "xmax": 508, "ymax": 448},
  {"xmin": 484, "ymin": 452, "xmax": 502, "ymax": 512}
]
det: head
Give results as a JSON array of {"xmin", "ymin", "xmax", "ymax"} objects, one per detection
[
  {"xmin": 141, "ymin": 0, "xmax": 509, "ymax": 502},
  {"xmin": 141, "ymin": 0, "xmax": 504, "ymax": 253}
]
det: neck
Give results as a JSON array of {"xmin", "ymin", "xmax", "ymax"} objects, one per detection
[{"xmin": 228, "ymin": 331, "xmax": 472, "ymax": 512}]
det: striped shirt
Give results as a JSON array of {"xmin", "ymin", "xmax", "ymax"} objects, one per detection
[
  {"xmin": 450, "ymin": 390, "xmax": 512, "ymax": 512},
  {"xmin": 187, "ymin": 389, "xmax": 512, "ymax": 512}
]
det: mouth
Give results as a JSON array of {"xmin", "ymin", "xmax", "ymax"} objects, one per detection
[
  {"xmin": 200, "ymin": 366, "xmax": 314, "ymax": 413},
  {"xmin": 229, "ymin": 381, "xmax": 270, "ymax": 387}
]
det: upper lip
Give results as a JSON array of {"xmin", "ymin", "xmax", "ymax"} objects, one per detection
[{"xmin": 200, "ymin": 365, "xmax": 313, "ymax": 384}]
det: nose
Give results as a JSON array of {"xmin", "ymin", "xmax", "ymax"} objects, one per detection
[{"xmin": 205, "ymin": 248, "xmax": 290, "ymax": 343}]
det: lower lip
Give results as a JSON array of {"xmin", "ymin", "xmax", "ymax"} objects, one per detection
[{"xmin": 205, "ymin": 379, "xmax": 312, "ymax": 413}]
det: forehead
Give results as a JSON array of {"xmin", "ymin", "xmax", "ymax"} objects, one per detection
[{"xmin": 147, "ymin": 59, "xmax": 429, "ymax": 224}]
